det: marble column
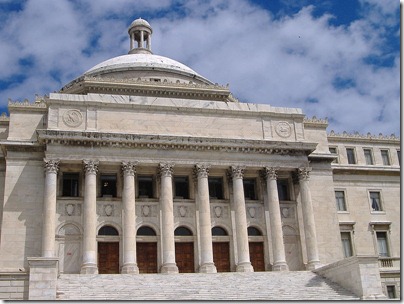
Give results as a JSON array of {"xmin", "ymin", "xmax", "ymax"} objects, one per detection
[
  {"xmin": 121, "ymin": 161, "xmax": 139, "ymax": 274},
  {"xmin": 159, "ymin": 163, "xmax": 178, "ymax": 273},
  {"xmin": 140, "ymin": 30, "xmax": 144, "ymax": 48},
  {"xmin": 81, "ymin": 160, "xmax": 99, "ymax": 274},
  {"xmin": 194, "ymin": 164, "xmax": 217, "ymax": 273},
  {"xmin": 147, "ymin": 35, "xmax": 151, "ymax": 51},
  {"xmin": 297, "ymin": 167, "xmax": 320, "ymax": 270},
  {"xmin": 42, "ymin": 159, "xmax": 59, "ymax": 258},
  {"xmin": 263, "ymin": 167, "xmax": 288, "ymax": 271},
  {"xmin": 230, "ymin": 166, "xmax": 253, "ymax": 272}
]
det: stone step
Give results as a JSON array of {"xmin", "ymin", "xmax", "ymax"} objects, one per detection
[{"xmin": 57, "ymin": 271, "xmax": 359, "ymax": 300}]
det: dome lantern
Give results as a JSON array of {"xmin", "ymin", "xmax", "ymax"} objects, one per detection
[{"xmin": 128, "ymin": 18, "xmax": 153, "ymax": 55}]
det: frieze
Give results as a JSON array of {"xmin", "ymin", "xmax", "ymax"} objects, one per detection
[
  {"xmin": 37, "ymin": 130, "xmax": 316, "ymax": 156},
  {"xmin": 328, "ymin": 130, "xmax": 399, "ymax": 143},
  {"xmin": 8, "ymin": 98, "xmax": 47, "ymax": 109},
  {"xmin": 303, "ymin": 116, "xmax": 328, "ymax": 126}
]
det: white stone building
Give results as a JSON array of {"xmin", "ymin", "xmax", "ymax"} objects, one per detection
[{"xmin": 0, "ymin": 19, "xmax": 399, "ymax": 300}]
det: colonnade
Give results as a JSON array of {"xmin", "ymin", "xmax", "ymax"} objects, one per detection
[{"xmin": 42, "ymin": 159, "xmax": 320, "ymax": 273}]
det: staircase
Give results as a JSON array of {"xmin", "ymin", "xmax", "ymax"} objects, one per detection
[{"xmin": 56, "ymin": 271, "xmax": 359, "ymax": 300}]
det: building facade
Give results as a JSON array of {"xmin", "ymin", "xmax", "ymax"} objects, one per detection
[{"xmin": 0, "ymin": 19, "xmax": 400, "ymax": 300}]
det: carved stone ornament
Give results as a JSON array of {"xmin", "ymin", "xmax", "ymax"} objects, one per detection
[
  {"xmin": 158, "ymin": 163, "xmax": 174, "ymax": 177},
  {"xmin": 44, "ymin": 159, "xmax": 60, "ymax": 174},
  {"xmin": 193, "ymin": 164, "xmax": 210, "ymax": 179},
  {"xmin": 83, "ymin": 160, "xmax": 99, "ymax": 175},
  {"xmin": 263, "ymin": 167, "xmax": 277, "ymax": 180},
  {"xmin": 179, "ymin": 206, "xmax": 187, "ymax": 217},
  {"xmin": 66, "ymin": 204, "xmax": 75, "ymax": 216},
  {"xmin": 230, "ymin": 166, "xmax": 245, "ymax": 179},
  {"xmin": 214, "ymin": 206, "xmax": 222, "ymax": 218},
  {"xmin": 122, "ymin": 161, "xmax": 137, "ymax": 176},
  {"xmin": 142, "ymin": 205, "xmax": 150, "ymax": 217},
  {"xmin": 248, "ymin": 207, "xmax": 256, "ymax": 218},
  {"xmin": 104, "ymin": 204, "xmax": 113, "ymax": 217},
  {"xmin": 281, "ymin": 207, "xmax": 290, "ymax": 218},
  {"xmin": 297, "ymin": 167, "xmax": 311, "ymax": 181},
  {"xmin": 275, "ymin": 121, "xmax": 292, "ymax": 138},
  {"xmin": 63, "ymin": 109, "xmax": 83, "ymax": 127}
]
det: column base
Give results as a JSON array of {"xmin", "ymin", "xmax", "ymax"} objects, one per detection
[
  {"xmin": 305, "ymin": 260, "xmax": 321, "ymax": 270},
  {"xmin": 272, "ymin": 261, "xmax": 289, "ymax": 271},
  {"xmin": 80, "ymin": 263, "xmax": 98, "ymax": 274},
  {"xmin": 199, "ymin": 263, "xmax": 217, "ymax": 273},
  {"xmin": 121, "ymin": 263, "xmax": 139, "ymax": 274},
  {"xmin": 236, "ymin": 262, "xmax": 254, "ymax": 272},
  {"xmin": 160, "ymin": 263, "xmax": 179, "ymax": 274}
]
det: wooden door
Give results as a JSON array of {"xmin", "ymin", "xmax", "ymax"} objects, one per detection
[
  {"xmin": 137, "ymin": 242, "xmax": 158, "ymax": 273},
  {"xmin": 249, "ymin": 242, "xmax": 265, "ymax": 271},
  {"xmin": 175, "ymin": 242, "xmax": 194, "ymax": 273},
  {"xmin": 98, "ymin": 242, "xmax": 119, "ymax": 274},
  {"xmin": 213, "ymin": 242, "xmax": 230, "ymax": 272}
]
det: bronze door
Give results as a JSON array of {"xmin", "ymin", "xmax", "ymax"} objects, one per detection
[
  {"xmin": 213, "ymin": 242, "xmax": 231, "ymax": 272},
  {"xmin": 175, "ymin": 242, "xmax": 194, "ymax": 273},
  {"xmin": 98, "ymin": 242, "xmax": 119, "ymax": 274},
  {"xmin": 249, "ymin": 242, "xmax": 265, "ymax": 271},
  {"xmin": 137, "ymin": 242, "xmax": 158, "ymax": 273}
]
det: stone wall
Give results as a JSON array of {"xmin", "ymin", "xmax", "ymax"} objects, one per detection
[{"xmin": 0, "ymin": 273, "xmax": 29, "ymax": 300}]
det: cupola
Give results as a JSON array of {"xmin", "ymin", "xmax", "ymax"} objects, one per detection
[{"xmin": 128, "ymin": 18, "xmax": 152, "ymax": 54}]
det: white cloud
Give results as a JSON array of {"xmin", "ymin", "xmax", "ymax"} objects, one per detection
[{"xmin": 0, "ymin": 0, "xmax": 399, "ymax": 136}]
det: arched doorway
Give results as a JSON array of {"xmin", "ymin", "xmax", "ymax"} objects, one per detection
[
  {"xmin": 136, "ymin": 226, "xmax": 158, "ymax": 273},
  {"xmin": 248, "ymin": 226, "xmax": 265, "ymax": 272},
  {"xmin": 97, "ymin": 225, "xmax": 120, "ymax": 274},
  {"xmin": 212, "ymin": 226, "xmax": 231, "ymax": 272},
  {"xmin": 174, "ymin": 226, "xmax": 194, "ymax": 273}
]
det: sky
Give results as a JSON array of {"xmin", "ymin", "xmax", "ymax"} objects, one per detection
[{"xmin": 0, "ymin": 0, "xmax": 400, "ymax": 136}]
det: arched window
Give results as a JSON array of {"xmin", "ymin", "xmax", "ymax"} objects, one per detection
[
  {"xmin": 98, "ymin": 225, "xmax": 119, "ymax": 236},
  {"xmin": 212, "ymin": 226, "xmax": 228, "ymax": 236},
  {"xmin": 247, "ymin": 227, "xmax": 262, "ymax": 236},
  {"xmin": 174, "ymin": 226, "xmax": 193, "ymax": 236},
  {"xmin": 137, "ymin": 226, "xmax": 157, "ymax": 236}
]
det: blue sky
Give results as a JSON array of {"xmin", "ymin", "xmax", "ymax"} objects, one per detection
[{"xmin": 0, "ymin": 0, "xmax": 400, "ymax": 135}]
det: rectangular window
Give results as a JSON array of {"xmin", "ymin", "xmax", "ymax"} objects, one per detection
[
  {"xmin": 346, "ymin": 148, "xmax": 356, "ymax": 164},
  {"xmin": 208, "ymin": 177, "xmax": 224, "ymax": 199},
  {"xmin": 329, "ymin": 147, "xmax": 338, "ymax": 163},
  {"xmin": 335, "ymin": 191, "xmax": 347, "ymax": 211},
  {"xmin": 370, "ymin": 191, "xmax": 382, "ymax": 211},
  {"xmin": 363, "ymin": 149, "xmax": 373, "ymax": 165},
  {"xmin": 397, "ymin": 150, "xmax": 400, "ymax": 166},
  {"xmin": 381, "ymin": 150, "xmax": 390, "ymax": 165},
  {"xmin": 340, "ymin": 232, "xmax": 353, "ymax": 258},
  {"xmin": 174, "ymin": 176, "xmax": 189, "ymax": 199},
  {"xmin": 386, "ymin": 286, "xmax": 396, "ymax": 299},
  {"xmin": 101, "ymin": 174, "xmax": 117, "ymax": 197},
  {"xmin": 243, "ymin": 178, "xmax": 257, "ymax": 200},
  {"xmin": 376, "ymin": 232, "xmax": 389, "ymax": 257},
  {"xmin": 138, "ymin": 175, "xmax": 153, "ymax": 198},
  {"xmin": 277, "ymin": 179, "xmax": 290, "ymax": 201},
  {"xmin": 62, "ymin": 173, "xmax": 79, "ymax": 197}
]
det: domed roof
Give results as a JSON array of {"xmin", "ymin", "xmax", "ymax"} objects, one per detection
[{"xmin": 129, "ymin": 17, "xmax": 151, "ymax": 29}]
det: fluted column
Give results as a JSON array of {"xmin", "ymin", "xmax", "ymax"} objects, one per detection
[
  {"xmin": 42, "ymin": 159, "xmax": 59, "ymax": 257},
  {"xmin": 194, "ymin": 164, "xmax": 217, "ymax": 273},
  {"xmin": 81, "ymin": 160, "xmax": 99, "ymax": 274},
  {"xmin": 121, "ymin": 161, "xmax": 139, "ymax": 274},
  {"xmin": 297, "ymin": 167, "xmax": 320, "ymax": 270},
  {"xmin": 263, "ymin": 167, "xmax": 288, "ymax": 271},
  {"xmin": 230, "ymin": 166, "xmax": 253, "ymax": 272},
  {"xmin": 159, "ymin": 163, "xmax": 178, "ymax": 273}
]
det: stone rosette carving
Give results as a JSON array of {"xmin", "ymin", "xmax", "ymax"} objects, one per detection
[
  {"xmin": 275, "ymin": 121, "xmax": 292, "ymax": 138},
  {"xmin": 44, "ymin": 159, "xmax": 60, "ymax": 174},
  {"xmin": 63, "ymin": 109, "xmax": 83, "ymax": 127}
]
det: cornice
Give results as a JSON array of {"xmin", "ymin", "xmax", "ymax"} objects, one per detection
[
  {"xmin": 332, "ymin": 165, "xmax": 400, "ymax": 176},
  {"xmin": 303, "ymin": 116, "xmax": 328, "ymax": 127},
  {"xmin": 36, "ymin": 129, "xmax": 317, "ymax": 156},
  {"xmin": 8, "ymin": 97, "xmax": 48, "ymax": 112},
  {"xmin": 328, "ymin": 130, "xmax": 399, "ymax": 144},
  {"xmin": 59, "ymin": 76, "xmax": 232, "ymax": 101}
]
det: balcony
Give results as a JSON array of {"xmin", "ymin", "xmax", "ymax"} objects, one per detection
[{"xmin": 378, "ymin": 257, "xmax": 400, "ymax": 272}]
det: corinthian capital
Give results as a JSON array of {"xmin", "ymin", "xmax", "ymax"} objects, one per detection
[
  {"xmin": 44, "ymin": 159, "xmax": 60, "ymax": 174},
  {"xmin": 121, "ymin": 161, "xmax": 138, "ymax": 176},
  {"xmin": 263, "ymin": 167, "xmax": 278, "ymax": 180},
  {"xmin": 83, "ymin": 160, "xmax": 99, "ymax": 175},
  {"xmin": 158, "ymin": 162, "xmax": 174, "ymax": 177},
  {"xmin": 193, "ymin": 164, "xmax": 210, "ymax": 179},
  {"xmin": 297, "ymin": 167, "xmax": 311, "ymax": 181},
  {"xmin": 229, "ymin": 165, "xmax": 245, "ymax": 179}
]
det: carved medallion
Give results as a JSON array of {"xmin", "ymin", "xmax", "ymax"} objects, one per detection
[
  {"xmin": 63, "ymin": 109, "xmax": 83, "ymax": 127},
  {"xmin": 179, "ymin": 206, "xmax": 187, "ymax": 217},
  {"xmin": 66, "ymin": 204, "xmax": 75, "ymax": 216},
  {"xmin": 142, "ymin": 205, "xmax": 150, "ymax": 217},
  {"xmin": 248, "ymin": 207, "xmax": 256, "ymax": 218},
  {"xmin": 104, "ymin": 204, "xmax": 113, "ymax": 217},
  {"xmin": 275, "ymin": 121, "xmax": 292, "ymax": 138},
  {"xmin": 214, "ymin": 206, "xmax": 222, "ymax": 218}
]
